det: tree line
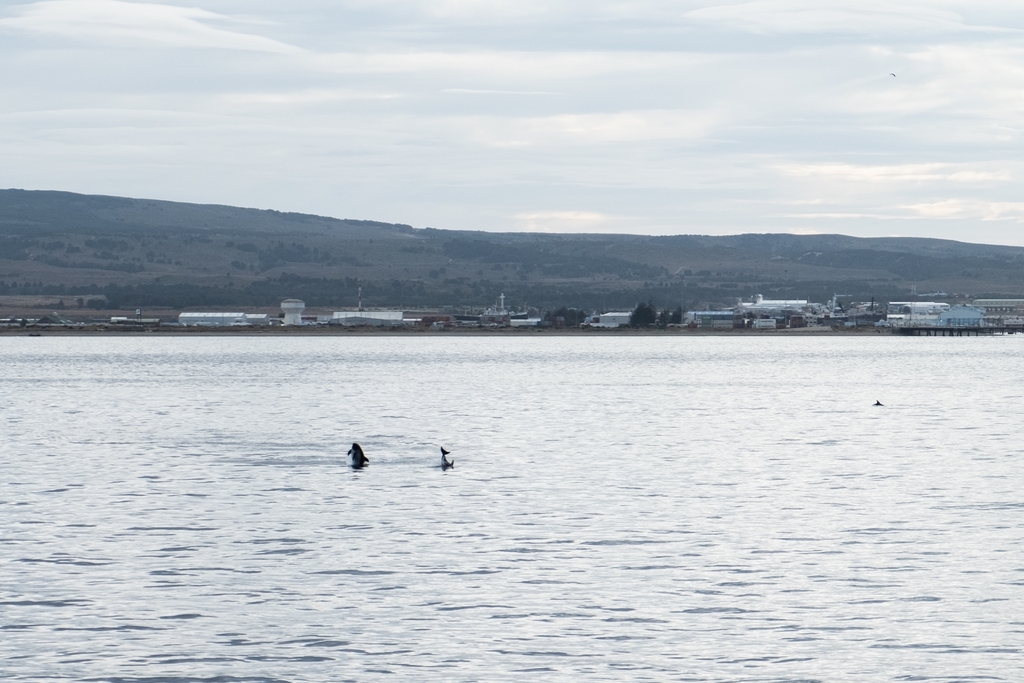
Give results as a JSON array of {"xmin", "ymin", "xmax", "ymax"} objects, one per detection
[{"xmin": 629, "ymin": 301, "xmax": 683, "ymax": 328}]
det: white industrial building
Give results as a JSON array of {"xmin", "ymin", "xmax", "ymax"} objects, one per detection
[
  {"xmin": 281, "ymin": 299, "xmax": 305, "ymax": 326},
  {"xmin": 973, "ymin": 299, "xmax": 1024, "ymax": 314},
  {"xmin": 178, "ymin": 312, "xmax": 249, "ymax": 326},
  {"xmin": 178, "ymin": 313, "xmax": 276, "ymax": 327},
  {"xmin": 737, "ymin": 295, "xmax": 809, "ymax": 314},
  {"xmin": 972, "ymin": 299, "xmax": 1024, "ymax": 326},
  {"xmin": 736, "ymin": 295, "xmax": 817, "ymax": 327},
  {"xmin": 585, "ymin": 312, "xmax": 632, "ymax": 328},
  {"xmin": 885, "ymin": 301, "xmax": 950, "ymax": 326},
  {"xmin": 331, "ymin": 310, "xmax": 405, "ymax": 326}
]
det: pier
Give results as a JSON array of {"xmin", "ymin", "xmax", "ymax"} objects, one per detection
[{"xmin": 895, "ymin": 326, "xmax": 1022, "ymax": 337}]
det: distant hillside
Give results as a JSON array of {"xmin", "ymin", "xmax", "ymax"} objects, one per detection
[{"xmin": 2, "ymin": 188, "xmax": 1023, "ymax": 313}]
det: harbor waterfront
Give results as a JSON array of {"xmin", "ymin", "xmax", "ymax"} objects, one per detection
[
  {"xmin": 6, "ymin": 294, "xmax": 1024, "ymax": 333},
  {"xmin": 2, "ymin": 322, "xmax": 1021, "ymax": 337},
  {"xmin": 2, "ymin": 335, "xmax": 1023, "ymax": 682}
]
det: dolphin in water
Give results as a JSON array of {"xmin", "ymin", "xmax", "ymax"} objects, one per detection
[
  {"xmin": 440, "ymin": 447, "xmax": 454, "ymax": 470},
  {"xmin": 874, "ymin": 400, "xmax": 884, "ymax": 407},
  {"xmin": 348, "ymin": 442, "xmax": 369, "ymax": 468}
]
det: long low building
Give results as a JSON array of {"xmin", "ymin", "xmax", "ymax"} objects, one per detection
[
  {"xmin": 971, "ymin": 299, "xmax": 1024, "ymax": 327},
  {"xmin": 972, "ymin": 299, "xmax": 1024, "ymax": 315},
  {"xmin": 737, "ymin": 295, "xmax": 809, "ymax": 316},
  {"xmin": 179, "ymin": 312, "xmax": 247, "ymax": 326},
  {"xmin": 178, "ymin": 312, "xmax": 271, "ymax": 326},
  {"xmin": 584, "ymin": 312, "xmax": 632, "ymax": 328},
  {"xmin": 686, "ymin": 310, "xmax": 737, "ymax": 329},
  {"xmin": 331, "ymin": 310, "xmax": 405, "ymax": 326}
]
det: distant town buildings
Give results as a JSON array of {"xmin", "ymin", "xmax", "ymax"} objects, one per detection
[
  {"xmin": 171, "ymin": 292, "xmax": 546, "ymax": 329},
  {"xmin": 971, "ymin": 299, "xmax": 1024, "ymax": 327},
  {"xmin": 157, "ymin": 295, "xmax": 1024, "ymax": 332},
  {"xmin": 883, "ymin": 302, "xmax": 949, "ymax": 326},
  {"xmin": 9, "ymin": 290, "xmax": 1024, "ymax": 333},
  {"xmin": 665, "ymin": 293, "xmax": 1022, "ymax": 331}
]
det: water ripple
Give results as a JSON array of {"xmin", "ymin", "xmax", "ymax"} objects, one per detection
[{"xmin": 2, "ymin": 335, "xmax": 1023, "ymax": 682}]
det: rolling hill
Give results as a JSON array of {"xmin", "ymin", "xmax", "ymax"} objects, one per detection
[{"xmin": 2, "ymin": 188, "xmax": 1023, "ymax": 314}]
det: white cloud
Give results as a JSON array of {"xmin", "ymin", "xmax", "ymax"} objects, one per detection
[
  {"xmin": 459, "ymin": 110, "xmax": 721, "ymax": 148},
  {"xmin": 776, "ymin": 163, "xmax": 1011, "ymax": 183},
  {"xmin": 304, "ymin": 49, "xmax": 712, "ymax": 78},
  {"xmin": 904, "ymin": 199, "xmax": 1024, "ymax": 221},
  {"xmin": 904, "ymin": 199, "xmax": 968, "ymax": 217},
  {"xmin": 220, "ymin": 89, "xmax": 404, "ymax": 106},
  {"xmin": 0, "ymin": 0, "xmax": 301, "ymax": 53},
  {"xmin": 781, "ymin": 212, "xmax": 909, "ymax": 220},
  {"xmin": 441, "ymin": 88, "xmax": 562, "ymax": 95},
  {"xmin": 323, "ymin": 0, "xmax": 616, "ymax": 23},
  {"xmin": 683, "ymin": 0, "xmax": 985, "ymax": 35},
  {"xmin": 515, "ymin": 210, "xmax": 615, "ymax": 232}
]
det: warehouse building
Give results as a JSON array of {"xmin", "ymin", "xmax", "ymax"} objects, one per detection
[
  {"xmin": 686, "ymin": 310, "xmax": 739, "ymax": 329},
  {"xmin": 177, "ymin": 312, "xmax": 273, "ymax": 326},
  {"xmin": 584, "ymin": 312, "xmax": 632, "ymax": 328},
  {"xmin": 972, "ymin": 299, "xmax": 1024, "ymax": 326},
  {"xmin": 885, "ymin": 302, "xmax": 950, "ymax": 327},
  {"xmin": 178, "ymin": 312, "xmax": 249, "ymax": 326},
  {"xmin": 331, "ymin": 310, "xmax": 405, "ymax": 326},
  {"xmin": 938, "ymin": 306, "xmax": 985, "ymax": 327}
]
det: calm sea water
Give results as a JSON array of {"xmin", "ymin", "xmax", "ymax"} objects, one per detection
[{"xmin": 2, "ymin": 334, "xmax": 1022, "ymax": 682}]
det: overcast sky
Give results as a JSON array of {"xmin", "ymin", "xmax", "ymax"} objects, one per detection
[{"xmin": 1, "ymin": 1, "xmax": 1022, "ymax": 244}]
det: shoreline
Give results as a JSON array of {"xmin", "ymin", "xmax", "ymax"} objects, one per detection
[{"xmin": 1, "ymin": 325, "xmax": 886, "ymax": 336}]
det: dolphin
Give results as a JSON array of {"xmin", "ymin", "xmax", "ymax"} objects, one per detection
[
  {"xmin": 440, "ymin": 447, "xmax": 454, "ymax": 470},
  {"xmin": 348, "ymin": 442, "xmax": 369, "ymax": 468},
  {"xmin": 874, "ymin": 400, "xmax": 884, "ymax": 407}
]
